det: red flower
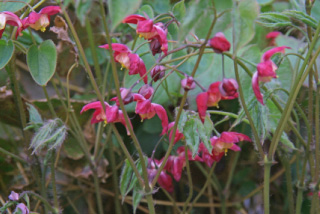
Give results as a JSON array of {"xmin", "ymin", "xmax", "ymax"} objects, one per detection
[
  {"xmin": 266, "ymin": 31, "xmax": 281, "ymax": 46},
  {"xmin": 148, "ymin": 158, "xmax": 173, "ymax": 192},
  {"xmin": 122, "ymin": 14, "xmax": 168, "ymax": 55},
  {"xmin": 138, "ymin": 84, "xmax": 154, "ymax": 99},
  {"xmin": 181, "ymin": 76, "xmax": 196, "ymax": 91},
  {"xmin": 133, "ymin": 94, "xmax": 168, "ymax": 135},
  {"xmin": 168, "ymin": 122, "xmax": 184, "ymax": 144},
  {"xmin": 150, "ymin": 65, "xmax": 165, "ymax": 82},
  {"xmin": 164, "ymin": 147, "xmax": 201, "ymax": 181},
  {"xmin": 99, "ymin": 43, "xmax": 148, "ymax": 84},
  {"xmin": 199, "ymin": 132, "xmax": 251, "ymax": 167},
  {"xmin": 80, "ymin": 101, "xmax": 132, "ymax": 135},
  {"xmin": 0, "ymin": 11, "xmax": 23, "ymax": 39},
  {"xmin": 209, "ymin": 32, "xmax": 231, "ymax": 53},
  {"xmin": 196, "ymin": 81, "xmax": 238, "ymax": 122},
  {"xmin": 110, "ymin": 88, "xmax": 134, "ymax": 106},
  {"xmin": 219, "ymin": 78, "xmax": 238, "ymax": 97},
  {"xmin": 22, "ymin": 6, "xmax": 61, "ymax": 32},
  {"xmin": 252, "ymin": 46, "xmax": 290, "ymax": 105}
]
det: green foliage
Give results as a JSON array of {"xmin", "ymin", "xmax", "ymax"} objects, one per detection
[
  {"xmin": 27, "ymin": 40, "xmax": 57, "ymax": 86},
  {"xmin": 172, "ymin": 0, "xmax": 186, "ymax": 21},
  {"xmin": 24, "ymin": 103, "xmax": 43, "ymax": 131},
  {"xmin": 0, "ymin": 0, "xmax": 30, "ymax": 12},
  {"xmin": 0, "ymin": 40, "xmax": 14, "ymax": 69}
]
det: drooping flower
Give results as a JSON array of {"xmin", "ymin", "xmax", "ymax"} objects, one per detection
[
  {"xmin": 133, "ymin": 94, "xmax": 168, "ymax": 135},
  {"xmin": 150, "ymin": 65, "xmax": 165, "ymax": 82},
  {"xmin": 209, "ymin": 32, "xmax": 231, "ymax": 53},
  {"xmin": 80, "ymin": 101, "xmax": 132, "ymax": 135},
  {"xmin": 122, "ymin": 14, "xmax": 168, "ymax": 55},
  {"xmin": 266, "ymin": 31, "xmax": 281, "ymax": 46},
  {"xmin": 181, "ymin": 76, "xmax": 196, "ymax": 91},
  {"xmin": 22, "ymin": 6, "xmax": 61, "ymax": 32},
  {"xmin": 164, "ymin": 147, "xmax": 201, "ymax": 181},
  {"xmin": 199, "ymin": 132, "xmax": 251, "ymax": 167},
  {"xmin": 99, "ymin": 43, "xmax": 148, "ymax": 84},
  {"xmin": 15, "ymin": 203, "xmax": 29, "ymax": 214},
  {"xmin": 168, "ymin": 122, "xmax": 184, "ymax": 144},
  {"xmin": 252, "ymin": 46, "xmax": 290, "ymax": 105},
  {"xmin": 219, "ymin": 78, "xmax": 238, "ymax": 98},
  {"xmin": 138, "ymin": 84, "xmax": 154, "ymax": 99},
  {"xmin": 0, "ymin": 11, "xmax": 23, "ymax": 39},
  {"xmin": 196, "ymin": 81, "xmax": 238, "ymax": 122},
  {"xmin": 148, "ymin": 158, "xmax": 173, "ymax": 192},
  {"xmin": 8, "ymin": 191, "xmax": 19, "ymax": 201},
  {"xmin": 110, "ymin": 88, "xmax": 134, "ymax": 106}
]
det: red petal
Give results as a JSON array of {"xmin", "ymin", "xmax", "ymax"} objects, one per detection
[
  {"xmin": 122, "ymin": 14, "xmax": 146, "ymax": 24},
  {"xmin": 154, "ymin": 104, "xmax": 169, "ymax": 135},
  {"xmin": 136, "ymin": 19, "xmax": 154, "ymax": 32},
  {"xmin": 80, "ymin": 101, "xmax": 109, "ymax": 113},
  {"xmin": 28, "ymin": 12, "xmax": 41, "ymax": 24},
  {"xmin": 196, "ymin": 92, "xmax": 209, "ymax": 122},
  {"xmin": 262, "ymin": 46, "xmax": 290, "ymax": 61},
  {"xmin": 39, "ymin": 6, "xmax": 61, "ymax": 15},
  {"xmin": 252, "ymin": 72, "xmax": 264, "ymax": 105},
  {"xmin": 99, "ymin": 43, "xmax": 130, "ymax": 53},
  {"xmin": 138, "ymin": 58, "xmax": 148, "ymax": 84},
  {"xmin": 266, "ymin": 31, "xmax": 281, "ymax": 39}
]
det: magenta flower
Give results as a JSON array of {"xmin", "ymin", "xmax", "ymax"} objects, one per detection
[
  {"xmin": 22, "ymin": 6, "xmax": 61, "ymax": 32},
  {"xmin": 0, "ymin": 11, "xmax": 23, "ymax": 39},
  {"xmin": 181, "ymin": 76, "xmax": 196, "ymax": 91},
  {"xmin": 80, "ymin": 101, "xmax": 132, "ymax": 135},
  {"xmin": 122, "ymin": 14, "xmax": 168, "ymax": 55},
  {"xmin": 150, "ymin": 65, "xmax": 165, "ymax": 82},
  {"xmin": 196, "ymin": 81, "xmax": 238, "ymax": 122},
  {"xmin": 8, "ymin": 191, "xmax": 19, "ymax": 201},
  {"xmin": 110, "ymin": 88, "xmax": 134, "ymax": 106},
  {"xmin": 148, "ymin": 158, "xmax": 173, "ymax": 192},
  {"xmin": 266, "ymin": 31, "xmax": 281, "ymax": 46},
  {"xmin": 138, "ymin": 84, "xmax": 154, "ymax": 99},
  {"xmin": 219, "ymin": 78, "xmax": 238, "ymax": 98},
  {"xmin": 99, "ymin": 43, "xmax": 148, "ymax": 84},
  {"xmin": 209, "ymin": 32, "xmax": 231, "ymax": 53},
  {"xmin": 15, "ymin": 203, "xmax": 29, "ymax": 214},
  {"xmin": 252, "ymin": 46, "xmax": 290, "ymax": 104},
  {"xmin": 133, "ymin": 94, "xmax": 168, "ymax": 135}
]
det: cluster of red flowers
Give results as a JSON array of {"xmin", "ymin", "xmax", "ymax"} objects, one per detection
[{"xmin": 0, "ymin": 6, "xmax": 61, "ymax": 39}]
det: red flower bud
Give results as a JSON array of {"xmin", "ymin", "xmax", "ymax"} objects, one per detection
[
  {"xmin": 151, "ymin": 65, "xmax": 165, "ymax": 82},
  {"xmin": 219, "ymin": 78, "xmax": 238, "ymax": 97},
  {"xmin": 138, "ymin": 84, "xmax": 154, "ymax": 99},
  {"xmin": 150, "ymin": 38, "xmax": 162, "ymax": 55},
  {"xmin": 181, "ymin": 76, "xmax": 196, "ymax": 91},
  {"xmin": 110, "ymin": 88, "xmax": 134, "ymax": 105},
  {"xmin": 209, "ymin": 32, "xmax": 230, "ymax": 53}
]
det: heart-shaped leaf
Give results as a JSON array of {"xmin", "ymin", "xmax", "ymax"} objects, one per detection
[
  {"xmin": 0, "ymin": 40, "xmax": 14, "ymax": 69},
  {"xmin": 27, "ymin": 40, "xmax": 57, "ymax": 86}
]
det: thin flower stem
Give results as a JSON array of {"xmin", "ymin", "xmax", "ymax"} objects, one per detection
[
  {"xmin": 182, "ymin": 145, "xmax": 193, "ymax": 213},
  {"xmin": 42, "ymin": 86, "xmax": 57, "ymax": 118},
  {"xmin": 50, "ymin": 151, "xmax": 59, "ymax": 211},
  {"xmin": 19, "ymin": 191, "xmax": 58, "ymax": 213},
  {"xmin": 97, "ymin": 1, "xmax": 155, "ymax": 212},
  {"xmin": 263, "ymin": 155, "xmax": 272, "ymax": 214},
  {"xmin": 207, "ymin": 110, "xmax": 249, "ymax": 124},
  {"xmin": 221, "ymin": 54, "xmax": 225, "ymax": 79},
  {"xmin": 0, "ymin": 147, "xmax": 27, "ymax": 164}
]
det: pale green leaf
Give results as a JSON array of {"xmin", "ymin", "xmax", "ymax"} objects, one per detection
[{"xmin": 0, "ymin": 40, "xmax": 14, "ymax": 69}]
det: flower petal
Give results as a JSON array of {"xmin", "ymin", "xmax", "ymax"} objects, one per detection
[
  {"xmin": 122, "ymin": 14, "xmax": 146, "ymax": 24},
  {"xmin": 39, "ymin": 6, "xmax": 62, "ymax": 16},
  {"xmin": 262, "ymin": 46, "xmax": 290, "ymax": 61},
  {"xmin": 99, "ymin": 43, "xmax": 130, "ymax": 53},
  {"xmin": 252, "ymin": 72, "xmax": 264, "ymax": 105},
  {"xmin": 154, "ymin": 103, "xmax": 169, "ymax": 135},
  {"xmin": 80, "ymin": 101, "xmax": 109, "ymax": 113},
  {"xmin": 196, "ymin": 92, "xmax": 209, "ymax": 122}
]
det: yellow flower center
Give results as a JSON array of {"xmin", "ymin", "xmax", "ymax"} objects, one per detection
[{"xmin": 103, "ymin": 120, "xmax": 108, "ymax": 127}]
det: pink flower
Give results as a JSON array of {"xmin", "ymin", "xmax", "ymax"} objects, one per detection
[
  {"xmin": 123, "ymin": 14, "xmax": 168, "ymax": 55},
  {"xmin": 110, "ymin": 88, "xmax": 134, "ymax": 106},
  {"xmin": 8, "ymin": 191, "xmax": 19, "ymax": 201},
  {"xmin": 138, "ymin": 84, "xmax": 154, "ymax": 99},
  {"xmin": 0, "ymin": 11, "xmax": 23, "ymax": 39},
  {"xmin": 209, "ymin": 32, "xmax": 231, "ymax": 53},
  {"xmin": 133, "ymin": 94, "xmax": 168, "ymax": 135},
  {"xmin": 266, "ymin": 31, "xmax": 281, "ymax": 46},
  {"xmin": 22, "ymin": 6, "xmax": 61, "ymax": 32},
  {"xmin": 150, "ymin": 65, "xmax": 165, "ymax": 82},
  {"xmin": 196, "ymin": 81, "xmax": 238, "ymax": 122},
  {"xmin": 15, "ymin": 203, "xmax": 29, "ymax": 214},
  {"xmin": 199, "ymin": 132, "xmax": 251, "ymax": 167},
  {"xmin": 219, "ymin": 78, "xmax": 238, "ymax": 98},
  {"xmin": 252, "ymin": 46, "xmax": 290, "ymax": 105},
  {"xmin": 181, "ymin": 76, "xmax": 196, "ymax": 91},
  {"xmin": 99, "ymin": 43, "xmax": 148, "ymax": 84},
  {"xmin": 164, "ymin": 147, "xmax": 201, "ymax": 181},
  {"xmin": 80, "ymin": 101, "xmax": 132, "ymax": 135},
  {"xmin": 168, "ymin": 122, "xmax": 184, "ymax": 144},
  {"xmin": 148, "ymin": 158, "xmax": 173, "ymax": 192}
]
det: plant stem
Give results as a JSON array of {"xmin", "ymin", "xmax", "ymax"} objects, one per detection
[
  {"xmin": 263, "ymin": 155, "xmax": 272, "ymax": 214},
  {"xmin": 182, "ymin": 145, "xmax": 193, "ymax": 213},
  {"xmin": 50, "ymin": 151, "xmax": 59, "ymax": 210},
  {"xmin": 0, "ymin": 147, "xmax": 27, "ymax": 164},
  {"xmin": 42, "ymin": 86, "xmax": 57, "ymax": 118}
]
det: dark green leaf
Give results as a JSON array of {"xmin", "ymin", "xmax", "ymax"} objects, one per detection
[
  {"xmin": 132, "ymin": 186, "xmax": 143, "ymax": 214},
  {"xmin": 27, "ymin": 40, "xmax": 57, "ymax": 86},
  {"xmin": 0, "ymin": 0, "xmax": 30, "ymax": 12},
  {"xmin": 0, "ymin": 40, "xmax": 14, "ymax": 69},
  {"xmin": 108, "ymin": 0, "xmax": 142, "ymax": 31},
  {"xmin": 120, "ymin": 159, "xmax": 134, "ymax": 201},
  {"xmin": 63, "ymin": 137, "xmax": 85, "ymax": 160}
]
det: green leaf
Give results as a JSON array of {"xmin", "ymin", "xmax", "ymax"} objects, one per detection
[
  {"xmin": 257, "ymin": 12, "xmax": 292, "ymax": 28},
  {"xmin": 132, "ymin": 186, "xmax": 143, "ymax": 214},
  {"xmin": 138, "ymin": 5, "xmax": 154, "ymax": 19},
  {"xmin": 63, "ymin": 137, "xmax": 85, "ymax": 160},
  {"xmin": 283, "ymin": 10, "xmax": 318, "ymax": 29},
  {"xmin": 172, "ymin": 0, "xmax": 186, "ymax": 20},
  {"xmin": 177, "ymin": 108, "xmax": 188, "ymax": 132},
  {"xmin": 27, "ymin": 40, "xmax": 57, "ymax": 86},
  {"xmin": 183, "ymin": 118, "xmax": 200, "ymax": 157},
  {"xmin": 108, "ymin": 0, "xmax": 142, "ymax": 31},
  {"xmin": 0, "ymin": 40, "xmax": 14, "ymax": 69},
  {"xmin": 0, "ymin": 0, "xmax": 31, "ymax": 12},
  {"xmin": 26, "ymin": 103, "xmax": 43, "ymax": 124},
  {"xmin": 234, "ymin": 0, "xmax": 260, "ymax": 51},
  {"xmin": 202, "ymin": 115, "xmax": 213, "ymax": 152},
  {"xmin": 76, "ymin": 0, "xmax": 93, "ymax": 26}
]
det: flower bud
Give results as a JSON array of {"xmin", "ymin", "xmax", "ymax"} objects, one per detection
[
  {"xmin": 120, "ymin": 88, "xmax": 134, "ymax": 105},
  {"xmin": 219, "ymin": 78, "xmax": 238, "ymax": 97},
  {"xmin": 8, "ymin": 191, "xmax": 19, "ymax": 201},
  {"xmin": 150, "ymin": 38, "xmax": 162, "ymax": 55},
  {"xmin": 181, "ymin": 76, "xmax": 196, "ymax": 91},
  {"xmin": 209, "ymin": 32, "xmax": 230, "ymax": 53},
  {"xmin": 151, "ymin": 65, "xmax": 165, "ymax": 82},
  {"xmin": 138, "ymin": 84, "xmax": 154, "ymax": 99}
]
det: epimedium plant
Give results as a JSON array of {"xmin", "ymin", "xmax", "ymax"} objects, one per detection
[{"xmin": 0, "ymin": 0, "xmax": 320, "ymax": 214}]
